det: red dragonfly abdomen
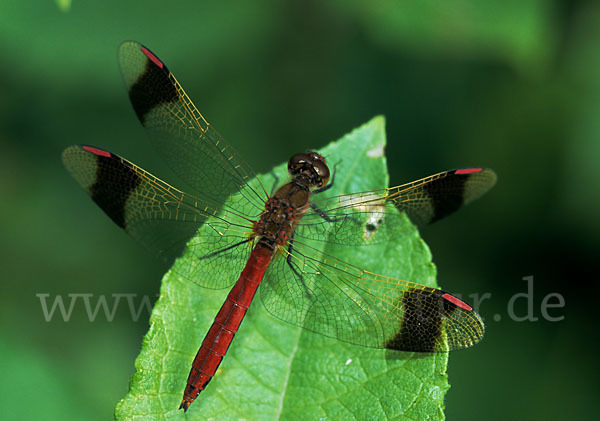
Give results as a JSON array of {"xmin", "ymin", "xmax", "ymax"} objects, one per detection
[{"xmin": 180, "ymin": 243, "xmax": 274, "ymax": 411}]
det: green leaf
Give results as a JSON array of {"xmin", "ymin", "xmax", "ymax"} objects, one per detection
[{"xmin": 115, "ymin": 116, "xmax": 448, "ymax": 420}]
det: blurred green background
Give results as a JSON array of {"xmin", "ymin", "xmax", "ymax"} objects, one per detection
[{"xmin": 1, "ymin": 0, "xmax": 598, "ymax": 419}]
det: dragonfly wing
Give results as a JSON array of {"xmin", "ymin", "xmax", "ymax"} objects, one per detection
[
  {"xmin": 295, "ymin": 196, "xmax": 404, "ymax": 246},
  {"xmin": 386, "ymin": 167, "xmax": 497, "ymax": 226},
  {"xmin": 261, "ymin": 240, "xmax": 484, "ymax": 351},
  {"xmin": 261, "ymin": 246, "xmax": 381, "ymax": 348},
  {"xmin": 295, "ymin": 167, "xmax": 496, "ymax": 245},
  {"xmin": 62, "ymin": 145, "xmax": 253, "ymax": 289},
  {"xmin": 118, "ymin": 41, "xmax": 267, "ymax": 215}
]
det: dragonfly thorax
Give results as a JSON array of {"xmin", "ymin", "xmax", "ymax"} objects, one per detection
[
  {"xmin": 254, "ymin": 183, "xmax": 311, "ymax": 247},
  {"xmin": 288, "ymin": 152, "xmax": 330, "ymax": 189}
]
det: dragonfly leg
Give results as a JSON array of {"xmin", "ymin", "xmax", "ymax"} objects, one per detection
[
  {"xmin": 309, "ymin": 202, "xmax": 336, "ymax": 222},
  {"xmin": 311, "ymin": 161, "xmax": 362, "ymax": 226},
  {"xmin": 199, "ymin": 238, "xmax": 253, "ymax": 260},
  {"xmin": 286, "ymin": 235, "xmax": 312, "ymax": 299},
  {"xmin": 310, "ymin": 198, "xmax": 361, "ymax": 229}
]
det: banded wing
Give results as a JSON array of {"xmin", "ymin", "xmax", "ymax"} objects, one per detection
[
  {"xmin": 261, "ymin": 239, "xmax": 484, "ymax": 352},
  {"xmin": 296, "ymin": 167, "xmax": 497, "ymax": 245},
  {"xmin": 118, "ymin": 41, "xmax": 268, "ymax": 215},
  {"xmin": 62, "ymin": 145, "xmax": 255, "ymax": 289}
]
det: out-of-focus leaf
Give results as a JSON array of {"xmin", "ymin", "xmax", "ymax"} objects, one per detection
[
  {"xmin": 332, "ymin": 0, "xmax": 554, "ymax": 74},
  {"xmin": 55, "ymin": 0, "xmax": 71, "ymax": 12}
]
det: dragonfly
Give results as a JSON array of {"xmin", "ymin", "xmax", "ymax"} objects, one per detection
[{"xmin": 62, "ymin": 42, "xmax": 496, "ymax": 412}]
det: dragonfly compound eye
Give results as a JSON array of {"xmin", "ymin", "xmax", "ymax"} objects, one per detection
[
  {"xmin": 288, "ymin": 153, "xmax": 310, "ymax": 176},
  {"xmin": 312, "ymin": 159, "xmax": 330, "ymax": 187},
  {"xmin": 308, "ymin": 152, "xmax": 325, "ymax": 162}
]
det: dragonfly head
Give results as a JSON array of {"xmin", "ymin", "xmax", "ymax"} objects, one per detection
[{"xmin": 288, "ymin": 152, "xmax": 330, "ymax": 189}]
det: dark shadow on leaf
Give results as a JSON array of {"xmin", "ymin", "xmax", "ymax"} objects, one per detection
[{"xmin": 384, "ymin": 350, "xmax": 432, "ymax": 362}]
